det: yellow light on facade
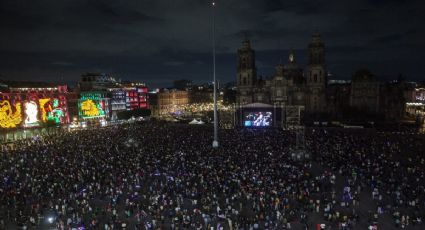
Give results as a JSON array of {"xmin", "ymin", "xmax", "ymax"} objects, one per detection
[
  {"xmin": 39, "ymin": 98, "xmax": 51, "ymax": 122},
  {"xmin": 0, "ymin": 101, "xmax": 22, "ymax": 128},
  {"xmin": 81, "ymin": 100, "xmax": 100, "ymax": 117}
]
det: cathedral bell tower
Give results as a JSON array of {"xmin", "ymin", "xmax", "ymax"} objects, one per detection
[
  {"xmin": 236, "ymin": 39, "xmax": 257, "ymax": 104},
  {"xmin": 306, "ymin": 33, "xmax": 327, "ymax": 112}
]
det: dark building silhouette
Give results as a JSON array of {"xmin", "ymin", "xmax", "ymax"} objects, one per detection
[
  {"xmin": 235, "ymin": 34, "xmax": 411, "ymax": 122},
  {"xmin": 236, "ymin": 33, "xmax": 327, "ymax": 113}
]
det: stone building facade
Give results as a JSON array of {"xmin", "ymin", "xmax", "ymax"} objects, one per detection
[
  {"xmin": 236, "ymin": 33, "xmax": 327, "ymax": 113},
  {"xmin": 235, "ymin": 34, "xmax": 409, "ymax": 122},
  {"xmin": 350, "ymin": 69, "xmax": 380, "ymax": 113},
  {"xmin": 150, "ymin": 89, "xmax": 189, "ymax": 117}
]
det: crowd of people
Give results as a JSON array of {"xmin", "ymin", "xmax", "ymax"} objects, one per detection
[{"xmin": 0, "ymin": 122, "xmax": 424, "ymax": 229}]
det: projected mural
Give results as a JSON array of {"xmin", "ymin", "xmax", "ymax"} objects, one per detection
[
  {"xmin": 1, "ymin": 86, "xmax": 71, "ymax": 128},
  {"xmin": 39, "ymin": 98, "xmax": 66, "ymax": 124},
  {"xmin": 0, "ymin": 101, "xmax": 22, "ymax": 128},
  {"xmin": 24, "ymin": 101, "xmax": 39, "ymax": 126},
  {"xmin": 39, "ymin": 98, "xmax": 51, "ymax": 122},
  {"xmin": 79, "ymin": 99, "xmax": 106, "ymax": 118},
  {"xmin": 78, "ymin": 92, "xmax": 108, "ymax": 119}
]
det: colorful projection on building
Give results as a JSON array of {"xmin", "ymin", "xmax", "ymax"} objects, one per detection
[
  {"xmin": 0, "ymin": 101, "xmax": 22, "ymax": 128},
  {"xmin": 39, "ymin": 98, "xmax": 51, "ymax": 122},
  {"xmin": 39, "ymin": 98, "xmax": 65, "ymax": 124},
  {"xmin": 80, "ymin": 99, "xmax": 106, "ymax": 118},
  {"xmin": 24, "ymin": 101, "xmax": 39, "ymax": 126},
  {"xmin": 0, "ymin": 94, "xmax": 69, "ymax": 129},
  {"xmin": 78, "ymin": 92, "xmax": 108, "ymax": 119}
]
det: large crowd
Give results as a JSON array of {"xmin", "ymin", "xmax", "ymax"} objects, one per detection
[{"xmin": 0, "ymin": 122, "xmax": 424, "ymax": 229}]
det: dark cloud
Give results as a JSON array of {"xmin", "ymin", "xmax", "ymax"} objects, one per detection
[{"xmin": 0, "ymin": 0, "xmax": 424, "ymax": 87}]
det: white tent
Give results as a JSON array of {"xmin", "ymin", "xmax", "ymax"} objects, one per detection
[
  {"xmin": 189, "ymin": 119, "xmax": 199, "ymax": 124},
  {"xmin": 189, "ymin": 119, "xmax": 205, "ymax": 125}
]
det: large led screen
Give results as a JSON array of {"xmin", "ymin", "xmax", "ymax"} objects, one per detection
[{"xmin": 244, "ymin": 111, "xmax": 272, "ymax": 127}]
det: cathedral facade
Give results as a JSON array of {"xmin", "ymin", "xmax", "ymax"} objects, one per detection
[{"xmin": 236, "ymin": 33, "xmax": 327, "ymax": 113}]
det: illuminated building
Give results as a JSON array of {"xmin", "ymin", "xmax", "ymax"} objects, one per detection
[
  {"xmin": 236, "ymin": 33, "xmax": 326, "ymax": 113},
  {"xmin": 108, "ymin": 88, "xmax": 126, "ymax": 120},
  {"xmin": 81, "ymin": 100, "xmax": 103, "ymax": 117},
  {"xmin": 0, "ymin": 101, "xmax": 22, "ymax": 128},
  {"xmin": 38, "ymin": 98, "xmax": 66, "ymax": 124},
  {"xmin": 415, "ymin": 87, "xmax": 425, "ymax": 102},
  {"xmin": 78, "ymin": 92, "xmax": 109, "ymax": 119},
  {"xmin": 137, "ymin": 86, "xmax": 149, "ymax": 109},
  {"xmin": 125, "ymin": 88, "xmax": 139, "ymax": 110},
  {"xmin": 120, "ymin": 82, "xmax": 149, "ymax": 110},
  {"xmin": 406, "ymin": 86, "xmax": 425, "ymax": 126},
  {"xmin": 0, "ymin": 83, "xmax": 71, "ymax": 128},
  {"xmin": 79, "ymin": 77, "xmax": 150, "ymax": 120},
  {"xmin": 151, "ymin": 89, "xmax": 189, "ymax": 116},
  {"xmin": 24, "ymin": 101, "xmax": 39, "ymax": 126},
  {"xmin": 235, "ymin": 34, "xmax": 414, "ymax": 123},
  {"xmin": 39, "ymin": 98, "xmax": 51, "ymax": 122},
  {"xmin": 8, "ymin": 85, "xmax": 71, "ymax": 125}
]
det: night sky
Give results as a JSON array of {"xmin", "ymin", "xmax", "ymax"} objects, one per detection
[{"xmin": 1, "ymin": 0, "xmax": 424, "ymax": 88}]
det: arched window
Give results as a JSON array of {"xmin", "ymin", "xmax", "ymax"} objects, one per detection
[
  {"xmin": 243, "ymin": 78, "xmax": 247, "ymax": 85},
  {"xmin": 314, "ymin": 74, "xmax": 318, "ymax": 82}
]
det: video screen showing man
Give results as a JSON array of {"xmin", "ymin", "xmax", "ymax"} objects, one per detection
[{"xmin": 244, "ymin": 111, "xmax": 272, "ymax": 127}]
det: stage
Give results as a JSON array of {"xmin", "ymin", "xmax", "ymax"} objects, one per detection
[{"xmin": 234, "ymin": 103, "xmax": 304, "ymax": 128}]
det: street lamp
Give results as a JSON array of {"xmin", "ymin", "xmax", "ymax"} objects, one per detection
[{"xmin": 212, "ymin": 0, "xmax": 219, "ymax": 148}]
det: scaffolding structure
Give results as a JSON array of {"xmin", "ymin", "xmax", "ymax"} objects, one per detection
[
  {"xmin": 284, "ymin": 106, "xmax": 309, "ymax": 160},
  {"xmin": 284, "ymin": 105, "xmax": 304, "ymax": 128}
]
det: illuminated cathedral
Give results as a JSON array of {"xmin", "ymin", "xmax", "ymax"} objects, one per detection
[{"xmin": 236, "ymin": 33, "xmax": 327, "ymax": 113}]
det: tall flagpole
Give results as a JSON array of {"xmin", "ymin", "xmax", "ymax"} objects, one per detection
[{"xmin": 212, "ymin": 0, "xmax": 219, "ymax": 148}]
